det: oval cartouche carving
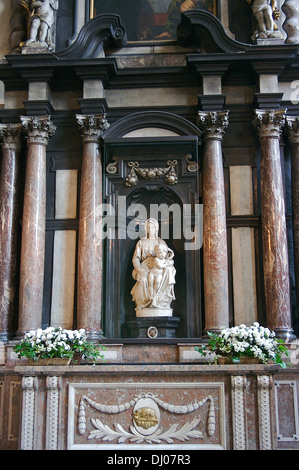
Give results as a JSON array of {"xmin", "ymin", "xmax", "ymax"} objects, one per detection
[{"xmin": 133, "ymin": 397, "xmax": 160, "ymax": 436}]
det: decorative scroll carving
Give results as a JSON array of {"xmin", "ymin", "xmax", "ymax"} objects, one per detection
[
  {"xmin": 78, "ymin": 392, "xmax": 215, "ymax": 444},
  {"xmin": 257, "ymin": 375, "xmax": 272, "ymax": 450},
  {"xmin": 106, "ymin": 156, "xmax": 119, "ymax": 174},
  {"xmin": 177, "ymin": 10, "xmax": 249, "ymax": 52},
  {"xmin": 45, "ymin": 376, "xmax": 61, "ymax": 450},
  {"xmin": 125, "ymin": 160, "xmax": 178, "ymax": 187},
  {"xmin": 185, "ymin": 154, "xmax": 199, "ymax": 172},
  {"xmin": 21, "ymin": 376, "xmax": 38, "ymax": 450},
  {"xmin": 54, "ymin": 13, "xmax": 127, "ymax": 59},
  {"xmin": 231, "ymin": 376, "xmax": 247, "ymax": 450}
]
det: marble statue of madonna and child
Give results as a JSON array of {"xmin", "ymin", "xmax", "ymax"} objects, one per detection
[{"xmin": 131, "ymin": 218, "xmax": 176, "ymax": 317}]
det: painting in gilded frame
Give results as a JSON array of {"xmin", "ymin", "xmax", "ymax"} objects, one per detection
[{"xmin": 91, "ymin": 0, "xmax": 218, "ymax": 42}]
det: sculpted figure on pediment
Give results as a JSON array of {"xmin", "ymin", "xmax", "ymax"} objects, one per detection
[
  {"xmin": 15, "ymin": 0, "xmax": 59, "ymax": 51},
  {"xmin": 247, "ymin": 0, "xmax": 282, "ymax": 39}
]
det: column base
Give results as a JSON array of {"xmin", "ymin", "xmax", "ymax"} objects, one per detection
[
  {"xmin": 0, "ymin": 332, "xmax": 14, "ymax": 342},
  {"xmin": 273, "ymin": 327, "xmax": 296, "ymax": 343},
  {"xmin": 203, "ymin": 327, "xmax": 225, "ymax": 338},
  {"xmin": 86, "ymin": 330, "xmax": 105, "ymax": 342},
  {"xmin": 126, "ymin": 316, "xmax": 180, "ymax": 339}
]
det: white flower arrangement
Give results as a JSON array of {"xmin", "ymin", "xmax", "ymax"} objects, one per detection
[
  {"xmin": 196, "ymin": 322, "xmax": 289, "ymax": 368},
  {"xmin": 14, "ymin": 327, "xmax": 105, "ymax": 362}
]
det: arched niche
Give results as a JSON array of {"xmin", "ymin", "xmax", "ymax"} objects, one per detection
[
  {"xmin": 102, "ymin": 111, "xmax": 202, "ymax": 139},
  {"xmin": 102, "ymin": 111, "xmax": 202, "ymax": 339}
]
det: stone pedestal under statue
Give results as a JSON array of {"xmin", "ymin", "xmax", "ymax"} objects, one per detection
[{"xmin": 126, "ymin": 316, "xmax": 180, "ymax": 339}]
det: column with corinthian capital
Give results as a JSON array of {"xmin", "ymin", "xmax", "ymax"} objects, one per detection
[
  {"xmin": 285, "ymin": 117, "xmax": 299, "ymax": 325},
  {"xmin": 254, "ymin": 109, "xmax": 295, "ymax": 341},
  {"xmin": 197, "ymin": 111, "xmax": 230, "ymax": 334},
  {"xmin": 0, "ymin": 124, "xmax": 22, "ymax": 340},
  {"xmin": 17, "ymin": 116, "xmax": 56, "ymax": 337},
  {"xmin": 76, "ymin": 114, "xmax": 109, "ymax": 340}
]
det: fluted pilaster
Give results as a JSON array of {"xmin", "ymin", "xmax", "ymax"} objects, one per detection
[
  {"xmin": 197, "ymin": 111, "xmax": 230, "ymax": 333},
  {"xmin": 254, "ymin": 109, "xmax": 295, "ymax": 341},
  {"xmin": 76, "ymin": 114, "xmax": 109, "ymax": 340}
]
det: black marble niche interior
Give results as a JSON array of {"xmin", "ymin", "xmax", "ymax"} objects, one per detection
[{"xmin": 102, "ymin": 137, "xmax": 202, "ymax": 339}]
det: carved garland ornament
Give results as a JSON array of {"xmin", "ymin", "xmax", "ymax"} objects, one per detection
[
  {"xmin": 125, "ymin": 160, "xmax": 178, "ymax": 187},
  {"xmin": 78, "ymin": 392, "xmax": 215, "ymax": 444}
]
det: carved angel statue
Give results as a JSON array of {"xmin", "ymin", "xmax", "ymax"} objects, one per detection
[
  {"xmin": 131, "ymin": 218, "xmax": 176, "ymax": 317},
  {"xmin": 21, "ymin": 0, "xmax": 59, "ymax": 50},
  {"xmin": 246, "ymin": 0, "xmax": 282, "ymax": 39}
]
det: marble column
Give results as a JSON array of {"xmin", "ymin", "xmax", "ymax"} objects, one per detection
[
  {"xmin": 0, "ymin": 124, "xmax": 22, "ymax": 340},
  {"xmin": 285, "ymin": 117, "xmax": 299, "ymax": 323},
  {"xmin": 254, "ymin": 109, "xmax": 295, "ymax": 341},
  {"xmin": 76, "ymin": 114, "xmax": 109, "ymax": 340},
  {"xmin": 17, "ymin": 116, "xmax": 56, "ymax": 336},
  {"xmin": 197, "ymin": 111, "xmax": 230, "ymax": 333}
]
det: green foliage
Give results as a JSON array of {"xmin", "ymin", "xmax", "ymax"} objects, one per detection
[
  {"xmin": 195, "ymin": 323, "xmax": 290, "ymax": 368},
  {"xmin": 13, "ymin": 327, "xmax": 105, "ymax": 363}
]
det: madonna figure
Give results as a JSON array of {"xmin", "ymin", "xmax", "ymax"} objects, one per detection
[{"xmin": 131, "ymin": 218, "xmax": 176, "ymax": 317}]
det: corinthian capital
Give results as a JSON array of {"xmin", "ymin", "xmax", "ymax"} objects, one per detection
[
  {"xmin": 76, "ymin": 114, "xmax": 110, "ymax": 143},
  {"xmin": 253, "ymin": 109, "xmax": 286, "ymax": 139},
  {"xmin": 196, "ymin": 111, "xmax": 229, "ymax": 140},
  {"xmin": 285, "ymin": 116, "xmax": 299, "ymax": 144},
  {"xmin": 21, "ymin": 116, "xmax": 56, "ymax": 146},
  {"xmin": 0, "ymin": 123, "xmax": 22, "ymax": 149}
]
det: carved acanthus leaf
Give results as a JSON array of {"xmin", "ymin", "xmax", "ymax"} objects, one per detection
[{"xmin": 89, "ymin": 417, "xmax": 203, "ymax": 444}]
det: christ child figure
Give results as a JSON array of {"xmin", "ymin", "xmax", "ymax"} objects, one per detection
[{"xmin": 148, "ymin": 243, "xmax": 174, "ymax": 299}]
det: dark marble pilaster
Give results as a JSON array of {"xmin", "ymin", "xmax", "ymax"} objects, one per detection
[
  {"xmin": 254, "ymin": 109, "xmax": 295, "ymax": 341},
  {"xmin": 0, "ymin": 124, "xmax": 22, "ymax": 340},
  {"xmin": 76, "ymin": 114, "xmax": 109, "ymax": 340},
  {"xmin": 285, "ymin": 117, "xmax": 299, "ymax": 326},
  {"xmin": 17, "ymin": 116, "xmax": 56, "ymax": 337},
  {"xmin": 197, "ymin": 111, "xmax": 230, "ymax": 334}
]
